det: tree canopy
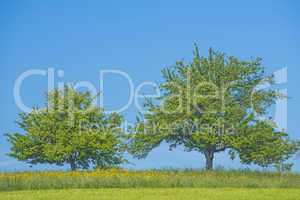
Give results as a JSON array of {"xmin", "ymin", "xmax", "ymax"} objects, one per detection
[
  {"xmin": 129, "ymin": 45, "xmax": 298, "ymax": 170},
  {"xmin": 7, "ymin": 86, "xmax": 126, "ymax": 170}
]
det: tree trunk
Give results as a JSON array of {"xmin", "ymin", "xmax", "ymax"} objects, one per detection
[
  {"xmin": 204, "ymin": 150, "xmax": 214, "ymax": 170},
  {"xmin": 70, "ymin": 160, "xmax": 77, "ymax": 171}
]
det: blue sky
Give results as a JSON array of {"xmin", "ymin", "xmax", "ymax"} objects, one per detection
[{"xmin": 0, "ymin": 0, "xmax": 299, "ymax": 171}]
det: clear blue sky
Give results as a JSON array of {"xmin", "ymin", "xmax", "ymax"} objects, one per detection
[{"xmin": 0, "ymin": 0, "xmax": 299, "ymax": 171}]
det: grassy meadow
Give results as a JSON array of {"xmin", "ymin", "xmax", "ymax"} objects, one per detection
[
  {"xmin": 0, "ymin": 169, "xmax": 299, "ymax": 191},
  {"xmin": 1, "ymin": 188, "xmax": 300, "ymax": 200}
]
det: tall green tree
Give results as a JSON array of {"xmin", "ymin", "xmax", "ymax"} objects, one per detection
[
  {"xmin": 130, "ymin": 45, "xmax": 298, "ymax": 170},
  {"xmin": 7, "ymin": 86, "xmax": 126, "ymax": 170}
]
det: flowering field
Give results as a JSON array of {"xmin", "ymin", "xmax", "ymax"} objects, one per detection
[{"xmin": 0, "ymin": 169, "xmax": 299, "ymax": 191}]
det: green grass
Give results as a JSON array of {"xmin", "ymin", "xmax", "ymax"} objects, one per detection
[
  {"xmin": 0, "ymin": 169, "xmax": 300, "ymax": 191},
  {"xmin": 1, "ymin": 188, "xmax": 300, "ymax": 200}
]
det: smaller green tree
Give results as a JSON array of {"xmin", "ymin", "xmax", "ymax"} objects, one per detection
[{"xmin": 7, "ymin": 86, "xmax": 126, "ymax": 170}]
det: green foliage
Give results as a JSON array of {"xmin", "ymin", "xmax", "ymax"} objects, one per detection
[
  {"xmin": 130, "ymin": 45, "xmax": 298, "ymax": 170},
  {"xmin": 231, "ymin": 121, "xmax": 298, "ymax": 168},
  {"xmin": 6, "ymin": 86, "xmax": 126, "ymax": 170}
]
